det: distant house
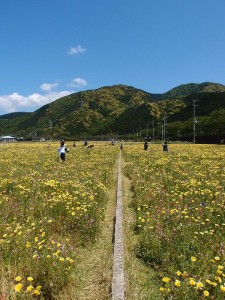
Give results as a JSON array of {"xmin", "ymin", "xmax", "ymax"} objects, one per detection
[{"xmin": 0, "ymin": 135, "xmax": 16, "ymax": 142}]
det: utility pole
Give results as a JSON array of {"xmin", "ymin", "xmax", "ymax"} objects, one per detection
[
  {"xmin": 49, "ymin": 119, "xmax": 53, "ymax": 139},
  {"xmin": 152, "ymin": 120, "xmax": 155, "ymax": 142},
  {"xmin": 49, "ymin": 120, "xmax": 53, "ymax": 131},
  {"xmin": 162, "ymin": 115, "xmax": 167, "ymax": 142},
  {"xmin": 146, "ymin": 122, "xmax": 149, "ymax": 139},
  {"xmin": 193, "ymin": 100, "xmax": 198, "ymax": 143}
]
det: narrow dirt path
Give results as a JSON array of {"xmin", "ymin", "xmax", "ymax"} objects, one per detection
[
  {"xmin": 112, "ymin": 151, "xmax": 125, "ymax": 299},
  {"xmin": 67, "ymin": 155, "xmax": 119, "ymax": 300}
]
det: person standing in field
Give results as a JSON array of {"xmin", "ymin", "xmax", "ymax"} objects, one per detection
[
  {"xmin": 144, "ymin": 141, "xmax": 148, "ymax": 150},
  {"xmin": 58, "ymin": 140, "xmax": 68, "ymax": 161},
  {"xmin": 163, "ymin": 141, "xmax": 168, "ymax": 152}
]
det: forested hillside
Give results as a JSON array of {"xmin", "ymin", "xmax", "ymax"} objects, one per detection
[{"xmin": 1, "ymin": 82, "xmax": 225, "ymax": 143}]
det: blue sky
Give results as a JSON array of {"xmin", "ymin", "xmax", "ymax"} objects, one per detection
[{"xmin": 0, "ymin": 0, "xmax": 225, "ymax": 115}]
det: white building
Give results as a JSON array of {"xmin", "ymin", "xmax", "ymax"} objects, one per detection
[{"xmin": 0, "ymin": 135, "xmax": 16, "ymax": 142}]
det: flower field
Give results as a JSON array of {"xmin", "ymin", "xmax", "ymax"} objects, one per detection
[
  {"xmin": 1, "ymin": 142, "xmax": 225, "ymax": 299},
  {"xmin": 0, "ymin": 142, "xmax": 118, "ymax": 299},
  {"xmin": 123, "ymin": 144, "xmax": 225, "ymax": 300}
]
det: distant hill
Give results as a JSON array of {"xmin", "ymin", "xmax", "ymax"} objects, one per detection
[
  {"xmin": 1, "ymin": 82, "xmax": 225, "ymax": 143},
  {"xmin": 14, "ymin": 85, "xmax": 157, "ymax": 136},
  {"xmin": 163, "ymin": 82, "xmax": 225, "ymax": 98},
  {"xmin": 0, "ymin": 112, "xmax": 30, "ymax": 120}
]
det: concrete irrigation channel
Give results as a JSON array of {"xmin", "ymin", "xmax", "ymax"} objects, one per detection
[{"xmin": 112, "ymin": 151, "xmax": 125, "ymax": 300}]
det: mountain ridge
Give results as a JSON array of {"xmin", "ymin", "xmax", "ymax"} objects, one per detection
[
  {"xmin": 1, "ymin": 81, "xmax": 224, "ymax": 119},
  {"xmin": 1, "ymin": 81, "xmax": 225, "ymax": 142}
]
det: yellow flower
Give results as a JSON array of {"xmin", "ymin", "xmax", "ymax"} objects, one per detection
[
  {"xmin": 159, "ymin": 287, "xmax": 165, "ymax": 292},
  {"xmin": 32, "ymin": 289, "xmax": 41, "ymax": 296},
  {"xmin": 15, "ymin": 283, "xmax": 23, "ymax": 293},
  {"xmin": 215, "ymin": 256, "xmax": 220, "ymax": 261},
  {"xmin": 176, "ymin": 270, "xmax": 182, "ymax": 276},
  {"xmin": 15, "ymin": 276, "xmax": 22, "ymax": 282},
  {"xmin": 175, "ymin": 280, "xmax": 181, "ymax": 287},
  {"xmin": 220, "ymin": 285, "xmax": 225, "ymax": 292},
  {"xmin": 59, "ymin": 257, "xmax": 65, "ymax": 262},
  {"xmin": 215, "ymin": 276, "xmax": 222, "ymax": 283},
  {"xmin": 26, "ymin": 242, "xmax": 31, "ymax": 248},
  {"xmin": 197, "ymin": 281, "xmax": 204, "ymax": 289},
  {"xmin": 191, "ymin": 256, "xmax": 197, "ymax": 262},
  {"xmin": 27, "ymin": 277, "xmax": 33, "ymax": 282},
  {"xmin": 162, "ymin": 277, "xmax": 170, "ymax": 283},
  {"xmin": 189, "ymin": 279, "xmax": 196, "ymax": 286},
  {"xmin": 203, "ymin": 290, "xmax": 209, "ymax": 297},
  {"xmin": 26, "ymin": 285, "xmax": 33, "ymax": 292}
]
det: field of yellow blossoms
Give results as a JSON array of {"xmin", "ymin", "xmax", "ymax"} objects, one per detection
[
  {"xmin": 0, "ymin": 142, "xmax": 118, "ymax": 299},
  {"xmin": 124, "ymin": 143, "xmax": 225, "ymax": 300},
  {"xmin": 1, "ymin": 141, "xmax": 225, "ymax": 299}
]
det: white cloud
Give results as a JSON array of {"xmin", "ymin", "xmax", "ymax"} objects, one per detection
[
  {"xmin": 0, "ymin": 90, "xmax": 73, "ymax": 115},
  {"xmin": 0, "ymin": 77, "xmax": 88, "ymax": 115},
  {"xmin": 68, "ymin": 45, "xmax": 86, "ymax": 55},
  {"xmin": 68, "ymin": 78, "xmax": 87, "ymax": 88},
  {"xmin": 40, "ymin": 82, "xmax": 58, "ymax": 91}
]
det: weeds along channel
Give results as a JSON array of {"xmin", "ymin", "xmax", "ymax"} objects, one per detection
[
  {"xmin": 123, "ymin": 143, "xmax": 225, "ymax": 300},
  {"xmin": 0, "ymin": 142, "xmax": 118, "ymax": 299}
]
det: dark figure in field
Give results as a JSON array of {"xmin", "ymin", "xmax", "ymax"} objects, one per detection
[
  {"xmin": 58, "ymin": 140, "xmax": 69, "ymax": 161},
  {"xmin": 87, "ymin": 144, "xmax": 94, "ymax": 149},
  {"xmin": 120, "ymin": 143, "xmax": 124, "ymax": 150},
  {"xmin": 144, "ymin": 141, "xmax": 148, "ymax": 150},
  {"xmin": 163, "ymin": 141, "xmax": 168, "ymax": 152},
  {"xmin": 84, "ymin": 140, "xmax": 88, "ymax": 146},
  {"xmin": 73, "ymin": 142, "xmax": 76, "ymax": 147}
]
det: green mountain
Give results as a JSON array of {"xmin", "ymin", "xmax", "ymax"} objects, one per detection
[
  {"xmin": 1, "ymin": 82, "xmax": 225, "ymax": 143},
  {"xmin": 163, "ymin": 82, "xmax": 225, "ymax": 98},
  {"xmin": 0, "ymin": 112, "xmax": 30, "ymax": 120}
]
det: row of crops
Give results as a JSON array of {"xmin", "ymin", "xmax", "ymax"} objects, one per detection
[
  {"xmin": 0, "ymin": 142, "xmax": 118, "ymax": 299},
  {"xmin": 123, "ymin": 144, "xmax": 225, "ymax": 299}
]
